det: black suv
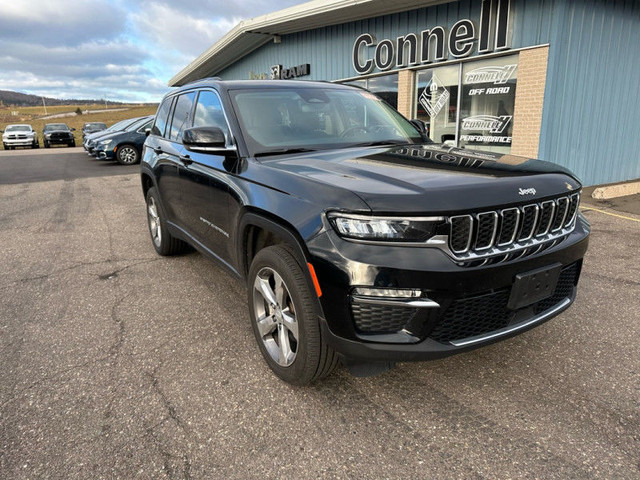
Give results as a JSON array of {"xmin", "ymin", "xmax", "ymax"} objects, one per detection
[
  {"xmin": 43, "ymin": 123, "xmax": 75, "ymax": 148},
  {"xmin": 141, "ymin": 80, "xmax": 590, "ymax": 385}
]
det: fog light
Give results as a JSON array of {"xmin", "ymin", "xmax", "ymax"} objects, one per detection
[{"xmin": 353, "ymin": 287, "xmax": 422, "ymax": 298}]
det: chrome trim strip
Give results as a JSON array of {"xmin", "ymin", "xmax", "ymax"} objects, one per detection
[
  {"xmin": 327, "ymin": 212, "xmax": 445, "ymax": 222},
  {"xmin": 450, "ymin": 297, "xmax": 572, "ymax": 347},
  {"xmin": 352, "ymin": 296, "xmax": 440, "ymax": 308}
]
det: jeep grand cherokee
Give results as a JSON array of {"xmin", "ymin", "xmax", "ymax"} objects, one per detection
[{"xmin": 140, "ymin": 80, "xmax": 590, "ymax": 385}]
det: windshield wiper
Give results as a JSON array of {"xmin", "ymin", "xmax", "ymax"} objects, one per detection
[
  {"xmin": 346, "ymin": 140, "xmax": 411, "ymax": 148},
  {"xmin": 254, "ymin": 148, "xmax": 317, "ymax": 158}
]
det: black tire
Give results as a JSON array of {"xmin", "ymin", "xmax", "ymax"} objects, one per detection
[
  {"xmin": 2, "ymin": 144, "xmax": 6, "ymax": 150},
  {"xmin": 116, "ymin": 144, "xmax": 139, "ymax": 165},
  {"xmin": 33, "ymin": 141, "xmax": 39, "ymax": 149},
  {"xmin": 44, "ymin": 141, "xmax": 50, "ymax": 148},
  {"xmin": 248, "ymin": 245, "xmax": 338, "ymax": 385},
  {"xmin": 145, "ymin": 187, "xmax": 189, "ymax": 256}
]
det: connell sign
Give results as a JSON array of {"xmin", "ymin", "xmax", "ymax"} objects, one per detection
[{"xmin": 352, "ymin": 0, "xmax": 512, "ymax": 75}]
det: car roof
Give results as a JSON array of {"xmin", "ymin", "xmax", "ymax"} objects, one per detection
[{"xmin": 170, "ymin": 78, "xmax": 352, "ymax": 96}]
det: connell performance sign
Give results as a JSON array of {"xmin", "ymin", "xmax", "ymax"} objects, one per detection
[{"xmin": 352, "ymin": 0, "xmax": 512, "ymax": 75}]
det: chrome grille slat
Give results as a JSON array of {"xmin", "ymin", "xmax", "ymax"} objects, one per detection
[
  {"xmin": 497, "ymin": 208, "xmax": 520, "ymax": 246},
  {"xmin": 475, "ymin": 212, "xmax": 498, "ymax": 250},
  {"xmin": 447, "ymin": 192, "xmax": 581, "ymax": 264},
  {"xmin": 551, "ymin": 197, "xmax": 570, "ymax": 232}
]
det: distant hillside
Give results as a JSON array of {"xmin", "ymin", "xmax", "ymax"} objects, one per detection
[{"xmin": 0, "ymin": 90, "xmax": 124, "ymax": 107}]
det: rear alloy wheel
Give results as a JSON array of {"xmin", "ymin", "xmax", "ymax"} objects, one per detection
[
  {"xmin": 145, "ymin": 187, "xmax": 188, "ymax": 255},
  {"xmin": 248, "ymin": 246, "xmax": 338, "ymax": 385},
  {"xmin": 116, "ymin": 145, "xmax": 139, "ymax": 165}
]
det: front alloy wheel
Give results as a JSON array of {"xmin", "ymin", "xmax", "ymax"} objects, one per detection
[
  {"xmin": 253, "ymin": 267, "xmax": 299, "ymax": 366},
  {"xmin": 248, "ymin": 246, "xmax": 337, "ymax": 385}
]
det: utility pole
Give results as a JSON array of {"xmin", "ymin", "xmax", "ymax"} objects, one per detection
[{"xmin": 42, "ymin": 96, "xmax": 48, "ymax": 115}]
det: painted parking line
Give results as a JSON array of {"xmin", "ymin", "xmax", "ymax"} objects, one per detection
[{"xmin": 580, "ymin": 207, "xmax": 640, "ymax": 223}]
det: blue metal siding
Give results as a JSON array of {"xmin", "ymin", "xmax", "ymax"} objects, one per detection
[
  {"xmin": 539, "ymin": 0, "xmax": 640, "ymax": 185},
  {"xmin": 217, "ymin": 0, "xmax": 640, "ymax": 185},
  {"xmin": 218, "ymin": 0, "xmax": 556, "ymax": 81}
]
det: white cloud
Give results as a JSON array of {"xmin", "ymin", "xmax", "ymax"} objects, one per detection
[{"xmin": 0, "ymin": 0, "xmax": 308, "ymax": 101}]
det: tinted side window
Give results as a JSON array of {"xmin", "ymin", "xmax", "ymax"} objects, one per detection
[
  {"xmin": 152, "ymin": 97, "xmax": 173, "ymax": 137},
  {"xmin": 193, "ymin": 90, "xmax": 229, "ymax": 140},
  {"xmin": 169, "ymin": 92, "xmax": 196, "ymax": 142}
]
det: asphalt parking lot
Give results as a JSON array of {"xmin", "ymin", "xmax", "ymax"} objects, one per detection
[{"xmin": 1, "ymin": 148, "xmax": 638, "ymax": 479}]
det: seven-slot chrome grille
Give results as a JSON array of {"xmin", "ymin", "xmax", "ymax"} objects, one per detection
[{"xmin": 448, "ymin": 193, "xmax": 580, "ymax": 261}]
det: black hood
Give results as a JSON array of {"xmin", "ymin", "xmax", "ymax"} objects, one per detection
[{"xmin": 258, "ymin": 143, "xmax": 581, "ymax": 214}]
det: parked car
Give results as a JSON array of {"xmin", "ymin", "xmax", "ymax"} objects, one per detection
[
  {"xmin": 94, "ymin": 116, "xmax": 154, "ymax": 164},
  {"xmin": 43, "ymin": 123, "xmax": 75, "ymax": 148},
  {"xmin": 2, "ymin": 124, "xmax": 39, "ymax": 149},
  {"xmin": 84, "ymin": 117, "xmax": 147, "ymax": 155},
  {"xmin": 82, "ymin": 122, "xmax": 107, "ymax": 140},
  {"xmin": 141, "ymin": 80, "xmax": 590, "ymax": 385}
]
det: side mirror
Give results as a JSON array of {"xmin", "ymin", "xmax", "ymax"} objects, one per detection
[
  {"xmin": 145, "ymin": 128, "xmax": 151, "ymax": 137},
  {"xmin": 182, "ymin": 126, "xmax": 235, "ymax": 154},
  {"xmin": 71, "ymin": 127, "xmax": 76, "ymax": 131}
]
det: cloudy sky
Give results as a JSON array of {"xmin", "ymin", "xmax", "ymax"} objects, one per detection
[{"xmin": 0, "ymin": 0, "xmax": 306, "ymax": 103}]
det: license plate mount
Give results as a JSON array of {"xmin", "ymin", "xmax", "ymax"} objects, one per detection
[{"xmin": 507, "ymin": 263, "xmax": 562, "ymax": 310}]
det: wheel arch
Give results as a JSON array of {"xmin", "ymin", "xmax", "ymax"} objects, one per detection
[
  {"xmin": 238, "ymin": 209, "xmax": 311, "ymax": 280},
  {"xmin": 140, "ymin": 170, "xmax": 155, "ymax": 199}
]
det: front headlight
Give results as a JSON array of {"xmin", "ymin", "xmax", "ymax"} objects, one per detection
[
  {"xmin": 44, "ymin": 133, "xmax": 51, "ymax": 138},
  {"xmin": 98, "ymin": 139, "xmax": 113, "ymax": 148},
  {"xmin": 328, "ymin": 213, "xmax": 444, "ymax": 242}
]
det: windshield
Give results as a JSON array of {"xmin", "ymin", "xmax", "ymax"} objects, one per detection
[
  {"xmin": 106, "ymin": 118, "xmax": 141, "ymax": 132},
  {"xmin": 85, "ymin": 123, "xmax": 106, "ymax": 131},
  {"xmin": 229, "ymin": 86, "xmax": 423, "ymax": 156},
  {"xmin": 125, "ymin": 117, "xmax": 152, "ymax": 132},
  {"xmin": 6, "ymin": 125, "xmax": 31, "ymax": 132},
  {"xmin": 44, "ymin": 124, "xmax": 69, "ymax": 131}
]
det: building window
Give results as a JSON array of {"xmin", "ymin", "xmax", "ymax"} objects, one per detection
[
  {"xmin": 415, "ymin": 53, "xmax": 519, "ymax": 153},
  {"xmin": 416, "ymin": 65, "xmax": 459, "ymax": 144},
  {"xmin": 342, "ymin": 73, "xmax": 398, "ymax": 109}
]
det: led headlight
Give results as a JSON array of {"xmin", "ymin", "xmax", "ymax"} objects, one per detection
[
  {"xmin": 328, "ymin": 213, "xmax": 443, "ymax": 242},
  {"xmin": 98, "ymin": 139, "xmax": 113, "ymax": 148}
]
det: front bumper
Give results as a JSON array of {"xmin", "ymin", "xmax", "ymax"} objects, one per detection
[
  {"xmin": 46, "ymin": 136, "xmax": 74, "ymax": 145},
  {"xmin": 95, "ymin": 146, "xmax": 116, "ymax": 160},
  {"xmin": 308, "ymin": 215, "xmax": 590, "ymax": 362},
  {"xmin": 4, "ymin": 138, "xmax": 36, "ymax": 146}
]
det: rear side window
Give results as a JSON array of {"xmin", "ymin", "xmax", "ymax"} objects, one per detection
[
  {"xmin": 168, "ymin": 92, "xmax": 196, "ymax": 142},
  {"xmin": 193, "ymin": 90, "xmax": 230, "ymax": 141},
  {"xmin": 152, "ymin": 98, "xmax": 173, "ymax": 137}
]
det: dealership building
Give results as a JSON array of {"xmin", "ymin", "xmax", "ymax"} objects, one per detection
[{"xmin": 170, "ymin": 0, "xmax": 640, "ymax": 186}]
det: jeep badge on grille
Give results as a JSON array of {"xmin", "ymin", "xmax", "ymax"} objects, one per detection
[{"xmin": 519, "ymin": 188, "xmax": 537, "ymax": 196}]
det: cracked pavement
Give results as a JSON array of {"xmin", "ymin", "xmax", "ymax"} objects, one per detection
[{"xmin": 0, "ymin": 150, "xmax": 639, "ymax": 479}]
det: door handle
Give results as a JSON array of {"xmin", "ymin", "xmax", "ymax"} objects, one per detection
[{"xmin": 180, "ymin": 154, "xmax": 193, "ymax": 165}]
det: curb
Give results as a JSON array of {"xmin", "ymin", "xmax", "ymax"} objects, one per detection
[{"xmin": 591, "ymin": 180, "xmax": 640, "ymax": 200}]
